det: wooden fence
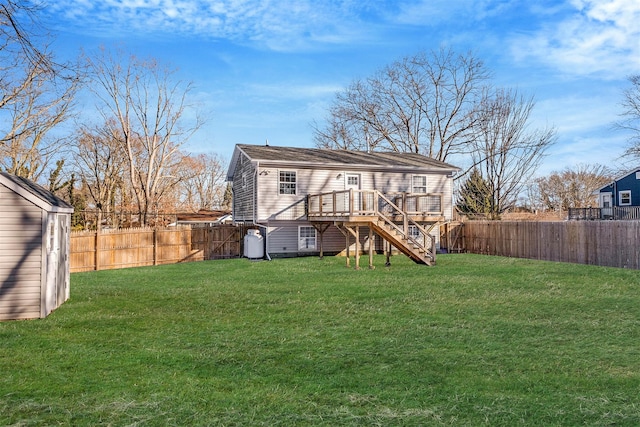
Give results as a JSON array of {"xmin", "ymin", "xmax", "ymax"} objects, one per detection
[
  {"xmin": 456, "ymin": 221, "xmax": 640, "ymax": 269},
  {"xmin": 70, "ymin": 224, "xmax": 253, "ymax": 272}
]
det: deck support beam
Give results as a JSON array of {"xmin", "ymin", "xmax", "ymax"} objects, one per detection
[
  {"xmin": 312, "ymin": 223, "xmax": 330, "ymax": 259},
  {"xmin": 368, "ymin": 227, "xmax": 375, "ymax": 270},
  {"xmin": 354, "ymin": 226, "xmax": 360, "ymax": 270}
]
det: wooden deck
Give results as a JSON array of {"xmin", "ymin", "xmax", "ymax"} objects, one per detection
[{"xmin": 306, "ymin": 190, "xmax": 445, "ymax": 266}]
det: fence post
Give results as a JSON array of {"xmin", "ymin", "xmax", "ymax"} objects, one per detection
[
  {"xmin": 94, "ymin": 229, "xmax": 100, "ymax": 271},
  {"xmin": 153, "ymin": 228, "xmax": 158, "ymax": 266}
]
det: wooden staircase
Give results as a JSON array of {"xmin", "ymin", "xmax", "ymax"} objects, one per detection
[
  {"xmin": 308, "ymin": 189, "xmax": 441, "ymax": 266},
  {"xmin": 370, "ymin": 218, "xmax": 435, "ymax": 265}
]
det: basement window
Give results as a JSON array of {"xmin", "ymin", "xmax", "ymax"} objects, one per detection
[{"xmin": 298, "ymin": 226, "xmax": 316, "ymax": 251}]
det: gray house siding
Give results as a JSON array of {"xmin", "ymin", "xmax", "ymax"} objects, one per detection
[
  {"xmin": 256, "ymin": 166, "xmax": 454, "ymax": 223},
  {"xmin": 266, "ymin": 221, "xmax": 370, "ymax": 256},
  {"xmin": 0, "ymin": 183, "xmax": 45, "ymax": 320},
  {"xmin": 231, "ymin": 152, "xmax": 257, "ymax": 222}
]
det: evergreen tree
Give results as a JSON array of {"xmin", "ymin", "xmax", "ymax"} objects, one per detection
[
  {"xmin": 456, "ymin": 168, "xmax": 494, "ymax": 218},
  {"xmin": 222, "ymin": 183, "xmax": 233, "ymax": 211}
]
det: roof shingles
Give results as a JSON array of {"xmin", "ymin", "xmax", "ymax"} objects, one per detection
[{"xmin": 236, "ymin": 144, "xmax": 459, "ymax": 170}]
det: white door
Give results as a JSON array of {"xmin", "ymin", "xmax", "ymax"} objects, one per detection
[
  {"xmin": 345, "ymin": 173, "xmax": 361, "ymax": 212},
  {"xmin": 56, "ymin": 214, "xmax": 70, "ymax": 305},
  {"xmin": 601, "ymin": 193, "xmax": 612, "ymax": 218}
]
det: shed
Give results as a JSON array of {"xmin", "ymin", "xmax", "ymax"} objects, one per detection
[{"xmin": 0, "ymin": 172, "xmax": 73, "ymax": 321}]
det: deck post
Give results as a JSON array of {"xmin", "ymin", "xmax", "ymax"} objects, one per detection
[
  {"xmin": 349, "ymin": 188, "xmax": 354, "ymax": 215},
  {"xmin": 385, "ymin": 240, "xmax": 391, "ymax": 267},
  {"xmin": 345, "ymin": 229, "xmax": 351, "ymax": 268},
  {"xmin": 368, "ymin": 227, "xmax": 375, "ymax": 269},
  {"xmin": 354, "ymin": 225, "xmax": 360, "ymax": 270},
  {"xmin": 332, "ymin": 191, "xmax": 336, "ymax": 216},
  {"xmin": 313, "ymin": 223, "xmax": 330, "ymax": 259}
]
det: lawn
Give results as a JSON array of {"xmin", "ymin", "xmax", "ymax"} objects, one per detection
[{"xmin": 1, "ymin": 254, "xmax": 640, "ymax": 426}]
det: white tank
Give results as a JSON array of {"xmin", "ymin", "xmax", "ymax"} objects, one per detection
[{"xmin": 244, "ymin": 229, "xmax": 264, "ymax": 259}]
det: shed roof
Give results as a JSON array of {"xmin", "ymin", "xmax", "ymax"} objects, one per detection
[
  {"xmin": 227, "ymin": 144, "xmax": 460, "ymax": 180},
  {"xmin": 0, "ymin": 172, "xmax": 74, "ymax": 213}
]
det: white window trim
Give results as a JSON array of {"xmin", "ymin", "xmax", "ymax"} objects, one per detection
[
  {"xmin": 619, "ymin": 190, "xmax": 632, "ymax": 206},
  {"xmin": 412, "ymin": 175, "xmax": 428, "ymax": 193},
  {"xmin": 298, "ymin": 225, "xmax": 317, "ymax": 251},
  {"xmin": 278, "ymin": 170, "xmax": 297, "ymax": 195}
]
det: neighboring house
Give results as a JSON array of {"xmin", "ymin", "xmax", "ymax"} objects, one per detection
[
  {"xmin": 175, "ymin": 209, "xmax": 233, "ymax": 226},
  {"xmin": 226, "ymin": 144, "xmax": 459, "ymax": 265},
  {"xmin": 0, "ymin": 173, "xmax": 73, "ymax": 321},
  {"xmin": 596, "ymin": 168, "xmax": 640, "ymax": 219}
]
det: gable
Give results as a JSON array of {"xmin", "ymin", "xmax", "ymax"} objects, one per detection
[{"xmin": 0, "ymin": 173, "xmax": 73, "ymax": 213}]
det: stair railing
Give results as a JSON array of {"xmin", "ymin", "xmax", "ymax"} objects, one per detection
[{"xmin": 376, "ymin": 191, "xmax": 435, "ymax": 261}]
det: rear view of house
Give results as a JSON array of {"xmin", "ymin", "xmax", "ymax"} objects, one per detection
[
  {"xmin": 0, "ymin": 173, "xmax": 73, "ymax": 321},
  {"xmin": 227, "ymin": 144, "xmax": 459, "ymax": 264}
]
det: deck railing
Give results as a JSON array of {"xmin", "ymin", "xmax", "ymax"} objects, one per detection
[
  {"xmin": 568, "ymin": 206, "xmax": 640, "ymax": 221},
  {"xmin": 306, "ymin": 190, "xmax": 443, "ymax": 218}
]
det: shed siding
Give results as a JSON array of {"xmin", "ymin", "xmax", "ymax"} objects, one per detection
[
  {"xmin": 0, "ymin": 183, "xmax": 43, "ymax": 320},
  {"xmin": 231, "ymin": 152, "xmax": 257, "ymax": 222}
]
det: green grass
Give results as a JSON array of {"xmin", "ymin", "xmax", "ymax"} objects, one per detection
[{"xmin": 1, "ymin": 254, "xmax": 640, "ymax": 426}]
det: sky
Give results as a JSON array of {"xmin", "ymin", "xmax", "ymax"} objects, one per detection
[{"xmin": 42, "ymin": 0, "xmax": 640, "ymax": 177}]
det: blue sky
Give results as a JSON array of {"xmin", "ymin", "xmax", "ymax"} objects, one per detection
[{"xmin": 43, "ymin": 0, "xmax": 640, "ymax": 176}]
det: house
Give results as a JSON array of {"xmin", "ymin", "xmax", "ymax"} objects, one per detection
[
  {"xmin": 226, "ymin": 144, "xmax": 459, "ymax": 265},
  {"xmin": 596, "ymin": 168, "xmax": 640, "ymax": 219},
  {"xmin": 0, "ymin": 173, "xmax": 73, "ymax": 321},
  {"xmin": 175, "ymin": 209, "xmax": 233, "ymax": 226}
]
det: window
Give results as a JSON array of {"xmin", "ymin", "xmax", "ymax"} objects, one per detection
[
  {"xmin": 298, "ymin": 226, "xmax": 316, "ymax": 250},
  {"xmin": 408, "ymin": 225, "xmax": 421, "ymax": 241},
  {"xmin": 347, "ymin": 175, "xmax": 359, "ymax": 186},
  {"xmin": 619, "ymin": 190, "xmax": 632, "ymax": 206},
  {"xmin": 412, "ymin": 175, "xmax": 427, "ymax": 193},
  {"xmin": 279, "ymin": 171, "xmax": 296, "ymax": 195}
]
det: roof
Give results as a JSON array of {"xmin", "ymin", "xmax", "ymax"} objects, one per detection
[
  {"xmin": 597, "ymin": 168, "xmax": 640, "ymax": 192},
  {"xmin": 227, "ymin": 144, "xmax": 460, "ymax": 180},
  {"xmin": 0, "ymin": 172, "xmax": 74, "ymax": 213},
  {"xmin": 176, "ymin": 209, "xmax": 232, "ymax": 222}
]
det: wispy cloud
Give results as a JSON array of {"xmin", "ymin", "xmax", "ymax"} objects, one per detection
[
  {"xmin": 46, "ymin": 0, "xmax": 380, "ymax": 52},
  {"xmin": 391, "ymin": 0, "xmax": 515, "ymax": 25},
  {"xmin": 511, "ymin": 0, "xmax": 640, "ymax": 79}
]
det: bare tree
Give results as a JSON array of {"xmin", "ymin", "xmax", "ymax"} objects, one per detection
[
  {"xmin": 313, "ymin": 48, "xmax": 490, "ymax": 161},
  {"xmin": 469, "ymin": 88, "xmax": 556, "ymax": 219},
  {"xmin": 85, "ymin": 48, "xmax": 203, "ymax": 225},
  {"xmin": 175, "ymin": 152, "xmax": 227, "ymax": 211},
  {"xmin": 73, "ymin": 121, "xmax": 129, "ymax": 229},
  {"xmin": 0, "ymin": 0, "xmax": 80, "ymax": 179},
  {"xmin": 531, "ymin": 164, "xmax": 613, "ymax": 212},
  {"xmin": 617, "ymin": 74, "xmax": 640, "ymax": 158}
]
